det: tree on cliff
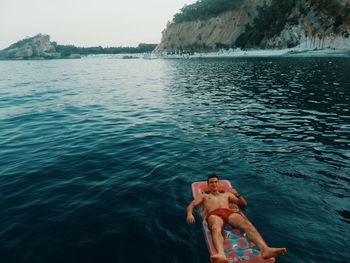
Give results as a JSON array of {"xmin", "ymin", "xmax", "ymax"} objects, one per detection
[
  {"xmin": 235, "ymin": 0, "xmax": 350, "ymax": 48},
  {"xmin": 54, "ymin": 43, "xmax": 157, "ymax": 55},
  {"xmin": 235, "ymin": 0, "xmax": 298, "ymax": 48},
  {"xmin": 173, "ymin": 0, "xmax": 244, "ymax": 24}
]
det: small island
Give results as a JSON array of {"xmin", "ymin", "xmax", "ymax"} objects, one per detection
[{"xmin": 0, "ymin": 34, "xmax": 157, "ymax": 60}]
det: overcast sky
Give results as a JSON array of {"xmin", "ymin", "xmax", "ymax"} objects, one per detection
[{"xmin": 0, "ymin": 0, "xmax": 197, "ymax": 49}]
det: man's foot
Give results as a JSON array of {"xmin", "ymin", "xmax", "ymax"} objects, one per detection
[
  {"xmin": 261, "ymin": 247, "xmax": 287, "ymax": 259},
  {"xmin": 210, "ymin": 254, "xmax": 229, "ymax": 263}
]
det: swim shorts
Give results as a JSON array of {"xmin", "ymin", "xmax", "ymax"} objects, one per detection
[{"xmin": 205, "ymin": 208, "xmax": 241, "ymax": 223}]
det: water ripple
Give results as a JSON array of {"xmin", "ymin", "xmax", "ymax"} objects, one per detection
[{"xmin": 0, "ymin": 57, "xmax": 349, "ymax": 263}]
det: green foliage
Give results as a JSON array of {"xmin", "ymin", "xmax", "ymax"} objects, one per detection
[
  {"xmin": 1, "ymin": 34, "xmax": 157, "ymax": 55},
  {"xmin": 235, "ymin": 0, "xmax": 297, "ymax": 48},
  {"xmin": 173, "ymin": 0, "xmax": 244, "ymax": 24},
  {"xmin": 309, "ymin": 0, "xmax": 350, "ymax": 26},
  {"xmin": 171, "ymin": 0, "xmax": 350, "ymax": 50},
  {"xmin": 55, "ymin": 43, "xmax": 157, "ymax": 56},
  {"xmin": 334, "ymin": 15, "xmax": 343, "ymax": 28},
  {"xmin": 235, "ymin": 0, "xmax": 350, "ymax": 48},
  {"xmin": 136, "ymin": 43, "xmax": 158, "ymax": 52}
]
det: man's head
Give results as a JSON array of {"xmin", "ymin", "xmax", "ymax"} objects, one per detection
[
  {"xmin": 207, "ymin": 174, "xmax": 220, "ymax": 191},
  {"xmin": 207, "ymin": 174, "xmax": 219, "ymax": 183}
]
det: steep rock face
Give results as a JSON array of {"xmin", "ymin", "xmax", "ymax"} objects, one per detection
[
  {"xmin": 265, "ymin": 25, "xmax": 350, "ymax": 49},
  {"xmin": 264, "ymin": 0, "xmax": 350, "ymax": 49},
  {"xmin": 0, "ymin": 34, "xmax": 59, "ymax": 59},
  {"xmin": 156, "ymin": 0, "xmax": 270, "ymax": 52},
  {"xmin": 156, "ymin": 0, "xmax": 350, "ymax": 52}
]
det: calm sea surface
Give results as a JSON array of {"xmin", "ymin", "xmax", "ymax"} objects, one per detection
[{"xmin": 0, "ymin": 56, "xmax": 349, "ymax": 263}]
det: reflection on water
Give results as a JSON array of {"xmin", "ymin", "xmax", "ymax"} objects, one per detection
[{"xmin": 0, "ymin": 57, "xmax": 349, "ymax": 263}]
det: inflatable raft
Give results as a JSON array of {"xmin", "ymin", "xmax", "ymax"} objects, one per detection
[{"xmin": 191, "ymin": 180, "xmax": 275, "ymax": 263}]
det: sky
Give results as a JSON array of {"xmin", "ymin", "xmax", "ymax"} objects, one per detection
[{"xmin": 0, "ymin": 0, "xmax": 197, "ymax": 49}]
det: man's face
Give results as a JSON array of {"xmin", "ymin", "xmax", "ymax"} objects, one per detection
[{"xmin": 208, "ymin": 177, "xmax": 219, "ymax": 190}]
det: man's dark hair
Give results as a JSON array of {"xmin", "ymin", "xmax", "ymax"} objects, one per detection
[{"xmin": 207, "ymin": 174, "xmax": 219, "ymax": 183}]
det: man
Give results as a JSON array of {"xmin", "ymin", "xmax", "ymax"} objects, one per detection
[{"xmin": 187, "ymin": 174, "xmax": 286, "ymax": 263}]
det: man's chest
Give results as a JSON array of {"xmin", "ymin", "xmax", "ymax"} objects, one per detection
[{"xmin": 204, "ymin": 194, "xmax": 228, "ymax": 204}]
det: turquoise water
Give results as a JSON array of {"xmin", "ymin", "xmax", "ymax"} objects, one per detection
[{"xmin": 0, "ymin": 56, "xmax": 349, "ymax": 263}]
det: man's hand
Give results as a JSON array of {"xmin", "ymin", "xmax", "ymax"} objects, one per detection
[
  {"xmin": 186, "ymin": 195, "xmax": 204, "ymax": 224},
  {"xmin": 187, "ymin": 213, "xmax": 195, "ymax": 224},
  {"xmin": 228, "ymin": 187, "xmax": 248, "ymax": 206}
]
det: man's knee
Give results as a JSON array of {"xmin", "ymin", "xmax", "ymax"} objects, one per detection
[{"xmin": 210, "ymin": 223, "xmax": 223, "ymax": 233}]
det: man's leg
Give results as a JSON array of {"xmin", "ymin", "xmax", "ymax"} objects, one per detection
[
  {"xmin": 207, "ymin": 216, "xmax": 228, "ymax": 263},
  {"xmin": 227, "ymin": 213, "xmax": 286, "ymax": 259}
]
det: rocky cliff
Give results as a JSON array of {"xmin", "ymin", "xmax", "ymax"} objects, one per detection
[
  {"xmin": 156, "ymin": 0, "xmax": 350, "ymax": 52},
  {"xmin": 0, "ymin": 34, "xmax": 63, "ymax": 60}
]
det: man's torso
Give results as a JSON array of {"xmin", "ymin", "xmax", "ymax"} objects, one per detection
[{"xmin": 203, "ymin": 192, "xmax": 231, "ymax": 213}]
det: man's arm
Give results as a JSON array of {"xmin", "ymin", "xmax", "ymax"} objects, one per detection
[
  {"xmin": 228, "ymin": 188, "xmax": 247, "ymax": 206},
  {"xmin": 186, "ymin": 195, "xmax": 204, "ymax": 224}
]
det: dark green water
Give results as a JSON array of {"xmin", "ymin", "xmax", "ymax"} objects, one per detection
[{"xmin": 0, "ymin": 56, "xmax": 349, "ymax": 263}]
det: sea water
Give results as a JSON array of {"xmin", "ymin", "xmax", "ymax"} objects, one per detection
[{"xmin": 0, "ymin": 56, "xmax": 349, "ymax": 263}]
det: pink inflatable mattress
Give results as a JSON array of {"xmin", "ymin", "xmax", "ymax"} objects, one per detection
[{"xmin": 191, "ymin": 180, "xmax": 274, "ymax": 263}]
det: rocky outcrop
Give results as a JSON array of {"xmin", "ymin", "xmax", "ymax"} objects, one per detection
[
  {"xmin": 0, "ymin": 34, "xmax": 79, "ymax": 60},
  {"xmin": 265, "ymin": 25, "xmax": 350, "ymax": 49},
  {"xmin": 156, "ymin": 0, "xmax": 269, "ymax": 52},
  {"xmin": 156, "ymin": 0, "xmax": 350, "ymax": 52},
  {"xmin": 263, "ymin": 0, "xmax": 350, "ymax": 49}
]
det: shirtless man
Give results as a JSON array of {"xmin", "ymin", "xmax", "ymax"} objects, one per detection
[{"xmin": 186, "ymin": 175, "xmax": 286, "ymax": 263}]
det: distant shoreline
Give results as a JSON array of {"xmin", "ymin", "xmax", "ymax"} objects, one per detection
[
  {"xmin": 155, "ymin": 47, "xmax": 350, "ymax": 59},
  {"xmin": 0, "ymin": 34, "xmax": 158, "ymax": 61},
  {"xmin": 1, "ymin": 48, "xmax": 349, "ymax": 61}
]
